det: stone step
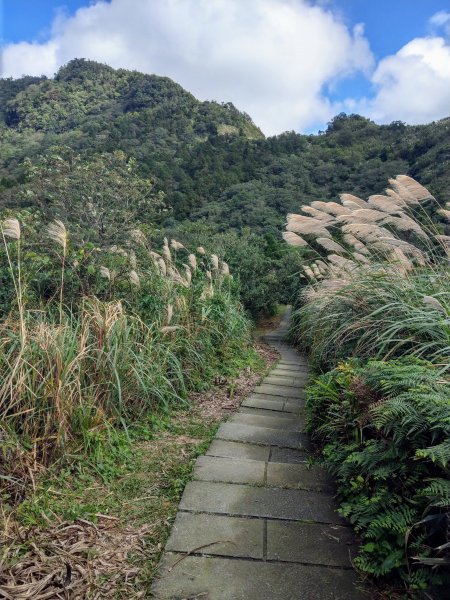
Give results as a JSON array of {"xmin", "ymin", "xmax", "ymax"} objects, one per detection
[
  {"xmin": 238, "ymin": 406, "xmax": 302, "ymax": 419},
  {"xmin": 275, "ymin": 364, "xmax": 309, "ymax": 373},
  {"xmin": 194, "ymin": 456, "xmax": 266, "ymax": 485},
  {"xmin": 266, "ymin": 462, "xmax": 333, "ymax": 491},
  {"xmin": 267, "ymin": 520, "xmax": 356, "ymax": 567},
  {"xmin": 247, "ymin": 392, "xmax": 304, "ymax": 404},
  {"xmin": 152, "ymin": 555, "xmax": 366, "ymax": 600},
  {"xmin": 264, "ymin": 376, "xmax": 305, "ymax": 387},
  {"xmin": 241, "ymin": 397, "xmax": 288, "ymax": 412},
  {"xmin": 270, "ymin": 369, "xmax": 309, "ymax": 379},
  {"xmin": 241, "ymin": 397, "xmax": 304, "ymax": 413},
  {"xmin": 193, "ymin": 456, "xmax": 331, "ymax": 491},
  {"xmin": 179, "ymin": 481, "xmax": 342, "ymax": 524},
  {"xmin": 217, "ymin": 422, "xmax": 309, "ymax": 449},
  {"xmin": 206, "ymin": 440, "xmax": 270, "ymax": 461},
  {"xmin": 229, "ymin": 412, "xmax": 304, "ymax": 431},
  {"xmin": 165, "ymin": 512, "xmax": 263, "ymax": 559},
  {"xmin": 254, "ymin": 383, "xmax": 305, "ymax": 399},
  {"xmin": 277, "ymin": 360, "xmax": 308, "ymax": 368},
  {"xmin": 153, "ymin": 317, "xmax": 367, "ymax": 600},
  {"xmin": 206, "ymin": 440, "xmax": 308, "ymax": 464},
  {"xmin": 165, "ymin": 512, "xmax": 356, "ymax": 568},
  {"xmin": 270, "ymin": 446, "xmax": 309, "ymax": 464}
]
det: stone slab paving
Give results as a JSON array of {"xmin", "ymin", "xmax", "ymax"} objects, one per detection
[
  {"xmin": 152, "ymin": 309, "xmax": 367, "ymax": 599},
  {"xmin": 154, "ymin": 556, "xmax": 366, "ymax": 600},
  {"xmin": 229, "ymin": 412, "xmax": 305, "ymax": 430},
  {"xmin": 216, "ymin": 422, "xmax": 310, "ymax": 449},
  {"xmin": 254, "ymin": 383, "xmax": 305, "ymax": 399},
  {"xmin": 238, "ymin": 406, "xmax": 302, "ymax": 419},
  {"xmin": 179, "ymin": 480, "xmax": 341, "ymax": 523}
]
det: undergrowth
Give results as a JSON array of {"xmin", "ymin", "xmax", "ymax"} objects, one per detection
[
  {"xmin": 307, "ymin": 358, "xmax": 450, "ymax": 593},
  {"xmin": 285, "ymin": 176, "xmax": 450, "ymax": 595}
]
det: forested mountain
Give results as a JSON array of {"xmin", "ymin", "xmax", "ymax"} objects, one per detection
[{"xmin": 1, "ymin": 58, "xmax": 449, "ymax": 315}]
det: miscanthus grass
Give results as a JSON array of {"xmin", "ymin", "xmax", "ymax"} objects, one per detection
[
  {"xmin": 0, "ymin": 224, "xmax": 249, "ymax": 505},
  {"xmin": 284, "ymin": 175, "xmax": 450, "ymax": 371}
]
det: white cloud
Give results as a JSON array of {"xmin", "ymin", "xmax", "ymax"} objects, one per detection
[
  {"xmin": 1, "ymin": 0, "xmax": 373, "ymax": 134},
  {"xmin": 429, "ymin": 10, "xmax": 450, "ymax": 36},
  {"xmin": 359, "ymin": 35, "xmax": 450, "ymax": 125}
]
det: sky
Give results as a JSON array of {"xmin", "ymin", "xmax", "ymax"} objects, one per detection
[{"xmin": 1, "ymin": 0, "xmax": 450, "ymax": 135}]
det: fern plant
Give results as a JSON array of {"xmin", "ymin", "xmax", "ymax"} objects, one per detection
[{"xmin": 306, "ymin": 357, "xmax": 450, "ymax": 591}]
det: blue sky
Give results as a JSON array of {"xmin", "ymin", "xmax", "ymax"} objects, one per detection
[{"xmin": 2, "ymin": 0, "xmax": 450, "ymax": 134}]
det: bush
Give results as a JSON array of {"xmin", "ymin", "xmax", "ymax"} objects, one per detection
[
  {"xmin": 0, "ymin": 218, "xmax": 251, "ymax": 505},
  {"xmin": 306, "ymin": 358, "xmax": 450, "ymax": 590}
]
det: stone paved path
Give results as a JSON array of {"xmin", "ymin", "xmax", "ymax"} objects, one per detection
[{"xmin": 152, "ymin": 311, "xmax": 367, "ymax": 599}]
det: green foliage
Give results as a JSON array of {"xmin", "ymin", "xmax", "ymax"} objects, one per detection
[
  {"xmin": 306, "ymin": 358, "xmax": 450, "ymax": 589},
  {"xmin": 292, "ymin": 263, "xmax": 450, "ymax": 372},
  {"xmin": 0, "ymin": 220, "xmax": 251, "ymax": 509},
  {"xmin": 2, "ymin": 59, "xmax": 450, "ymax": 317}
]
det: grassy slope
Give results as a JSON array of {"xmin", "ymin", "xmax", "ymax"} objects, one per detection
[{"xmin": 1, "ymin": 338, "xmax": 279, "ymax": 598}]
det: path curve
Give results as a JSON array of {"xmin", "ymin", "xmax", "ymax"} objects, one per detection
[{"xmin": 152, "ymin": 310, "xmax": 366, "ymax": 599}]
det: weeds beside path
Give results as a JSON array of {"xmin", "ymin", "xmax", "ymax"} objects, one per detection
[{"xmin": 0, "ymin": 340, "xmax": 279, "ymax": 600}]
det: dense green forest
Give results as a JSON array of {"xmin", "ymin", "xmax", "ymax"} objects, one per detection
[{"xmin": 1, "ymin": 58, "xmax": 449, "ymax": 317}]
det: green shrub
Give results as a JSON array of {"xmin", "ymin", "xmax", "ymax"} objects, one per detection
[
  {"xmin": 0, "ymin": 218, "xmax": 251, "ymax": 505},
  {"xmin": 306, "ymin": 358, "xmax": 450, "ymax": 590}
]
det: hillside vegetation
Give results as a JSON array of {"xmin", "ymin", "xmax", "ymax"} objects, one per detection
[
  {"xmin": 1, "ymin": 59, "xmax": 450, "ymax": 316},
  {"xmin": 1, "ymin": 59, "xmax": 450, "ymax": 597},
  {"xmin": 285, "ymin": 176, "xmax": 450, "ymax": 595}
]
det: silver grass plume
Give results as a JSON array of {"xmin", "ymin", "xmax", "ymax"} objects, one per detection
[
  {"xmin": 130, "ymin": 229, "xmax": 147, "ymax": 246},
  {"xmin": 316, "ymin": 237, "xmax": 345, "ymax": 253},
  {"xmin": 129, "ymin": 270, "xmax": 140, "ymax": 287},
  {"xmin": 339, "ymin": 194, "xmax": 368, "ymax": 208},
  {"xmin": 188, "ymin": 254, "xmax": 198, "ymax": 269},
  {"xmin": 166, "ymin": 303, "xmax": 173, "ymax": 325},
  {"xmin": 303, "ymin": 265, "xmax": 315, "ymax": 280},
  {"xmin": 315, "ymin": 260, "xmax": 329, "ymax": 274},
  {"xmin": 2, "ymin": 218, "xmax": 21, "ymax": 240},
  {"xmin": 100, "ymin": 266, "xmax": 111, "ymax": 281},
  {"xmin": 311, "ymin": 264, "xmax": 322, "ymax": 278},
  {"xmin": 158, "ymin": 258, "xmax": 167, "ymax": 276},
  {"xmin": 170, "ymin": 239, "xmax": 185, "ymax": 251},
  {"xmin": 222, "ymin": 261, "xmax": 230, "ymax": 276},
  {"xmin": 438, "ymin": 209, "xmax": 450, "ymax": 222},
  {"xmin": 382, "ymin": 215, "xmax": 429, "ymax": 239},
  {"xmin": 327, "ymin": 254, "xmax": 356, "ymax": 271},
  {"xmin": 301, "ymin": 206, "xmax": 335, "ymax": 222},
  {"xmin": 286, "ymin": 214, "xmax": 331, "ymax": 238},
  {"xmin": 162, "ymin": 244, "xmax": 172, "ymax": 263},
  {"xmin": 282, "ymin": 231, "xmax": 308, "ymax": 247},
  {"xmin": 388, "ymin": 178, "xmax": 420, "ymax": 206},
  {"xmin": 422, "ymin": 296, "xmax": 447, "ymax": 315},
  {"xmin": 341, "ymin": 199, "xmax": 365, "ymax": 211},
  {"xmin": 395, "ymin": 175, "xmax": 434, "ymax": 202},
  {"xmin": 197, "ymin": 246, "xmax": 206, "ymax": 255},
  {"xmin": 129, "ymin": 250, "xmax": 137, "ymax": 269},
  {"xmin": 184, "ymin": 265, "xmax": 192, "ymax": 285},
  {"xmin": 338, "ymin": 208, "xmax": 387, "ymax": 224},
  {"xmin": 211, "ymin": 254, "xmax": 219, "ymax": 270},
  {"xmin": 352, "ymin": 252, "xmax": 370, "ymax": 264},
  {"xmin": 436, "ymin": 235, "xmax": 450, "ymax": 247},
  {"xmin": 342, "ymin": 234, "xmax": 370, "ymax": 255},
  {"xmin": 46, "ymin": 219, "xmax": 68, "ymax": 250},
  {"xmin": 367, "ymin": 195, "xmax": 404, "ymax": 214},
  {"xmin": 385, "ymin": 188, "xmax": 408, "ymax": 207},
  {"xmin": 310, "ymin": 201, "xmax": 349, "ymax": 216}
]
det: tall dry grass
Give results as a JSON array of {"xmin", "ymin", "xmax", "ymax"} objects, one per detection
[
  {"xmin": 0, "ymin": 222, "xmax": 248, "ymax": 502},
  {"xmin": 284, "ymin": 175, "xmax": 450, "ymax": 370}
]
